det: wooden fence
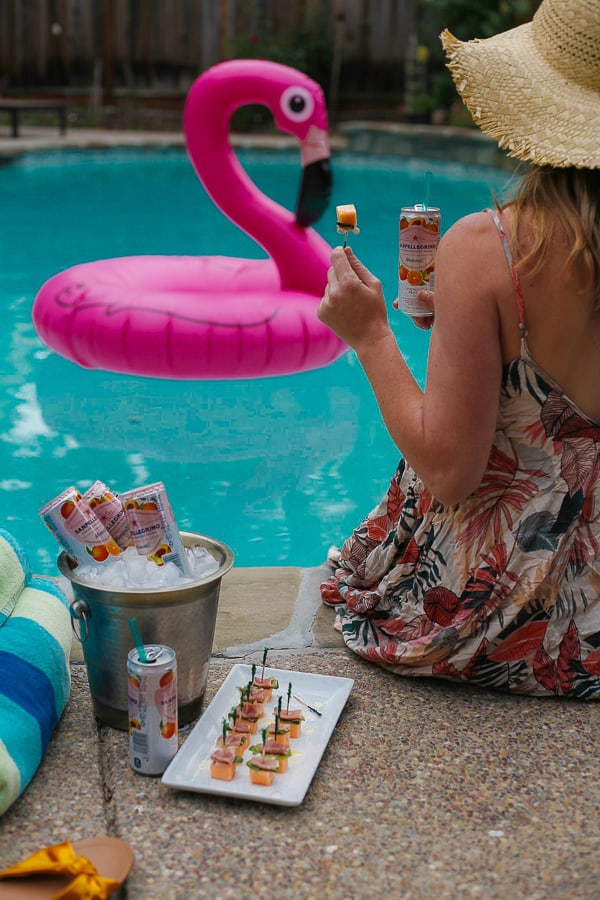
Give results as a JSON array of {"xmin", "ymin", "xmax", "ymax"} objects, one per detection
[{"xmin": 0, "ymin": 0, "xmax": 421, "ymax": 94}]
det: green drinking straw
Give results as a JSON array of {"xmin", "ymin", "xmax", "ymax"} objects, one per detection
[
  {"xmin": 128, "ymin": 617, "xmax": 147, "ymax": 663},
  {"xmin": 423, "ymin": 169, "xmax": 432, "ymax": 210}
]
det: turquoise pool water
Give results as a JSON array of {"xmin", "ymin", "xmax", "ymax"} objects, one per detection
[{"xmin": 0, "ymin": 147, "xmax": 508, "ymax": 574}]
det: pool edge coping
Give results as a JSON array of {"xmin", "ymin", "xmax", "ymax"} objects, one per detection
[{"xmin": 0, "ymin": 121, "xmax": 519, "ymax": 171}]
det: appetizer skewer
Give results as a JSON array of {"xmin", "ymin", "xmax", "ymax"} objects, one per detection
[
  {"xmin": 273, "ymin": 684, "xmax": 305, "ymax": 738},
  {"xmin": 267, "ymin": 713, "xmax": 291, "ymax": 746},
  {"xmin": 210, "ymin": 720, "xmax": 243, "ymax": 780},
  {"xmin": 293, "ymin": 693, "xmax": 322, "ymax": 717},
  {"xmin": 247, "ymin": 728, "xmax": 279, "ymax": 786},
  {"xmin": 253, "ymin": 648, "xmax": 279, "ymax": 700},
  {"xmin": 336, "ymin": 203, "xmax": 360, "ymax": 247},
  {"xmin": 249, "ymin": 736, "xmax": 292, "ymax": 774}
]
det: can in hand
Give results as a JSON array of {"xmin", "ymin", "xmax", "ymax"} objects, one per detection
[
  {"xmin": 128, "ymin": 645, "xmax": 178, "ymax": 775},
  {"xmin": 397, "ymin": 205, "xmax": 441, "ymax": 317}
]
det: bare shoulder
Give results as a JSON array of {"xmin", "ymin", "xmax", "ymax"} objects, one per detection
[
  {"xmin": 436, "ymin": 210, "xmax": 508, "ymax": 300},
  {"xmin": 440, "ymin": 210, "xmax": 499, "ymax": 250}
]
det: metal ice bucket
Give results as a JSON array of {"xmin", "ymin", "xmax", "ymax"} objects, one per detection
[{"xmin": 60, "ymin": 531, "xmax": 234, "ymax": 730}]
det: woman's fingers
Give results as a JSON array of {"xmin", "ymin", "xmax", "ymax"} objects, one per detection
[
  {"xmin": 392, "ymin": 289, "xmax": 434, "ymax": 329},
  {"xmin": 412, "ymin": 315, "xmax": 434, "ymax": 330},
  {"xmin": 329, "ymin": 246, "xmax": 377, "ymax": 287},
  {"xmin": 409, "ymin": 290, "xmax": 435, "ymax": 329},
  {"xmin": 416, "ymin": 289, "xmax": 435, "ymax": 313},
  {"xmin": 318, "ymin": 247, "xmax": 390, "ymax": 349}
]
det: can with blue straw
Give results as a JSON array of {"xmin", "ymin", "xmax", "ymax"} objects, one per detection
[
  {"xmin": 397, "ymin": 203, "xmax": 441, "ymax": 317},
  {"xmin": 127, "ymin": 643, "xmax": 178, "ymax": 775}
]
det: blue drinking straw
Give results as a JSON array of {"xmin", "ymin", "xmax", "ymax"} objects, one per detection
[
  {"xmin": 423, "ymin": 170, "xmax": 432, "ymax": 210},
  {"xmin": 128, "ymin": 617, "xmax": 147, "ymax": 663}
]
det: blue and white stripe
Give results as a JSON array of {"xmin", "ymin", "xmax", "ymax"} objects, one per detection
[{"xmin": 0, "ymin": 530, "xmax": 71, "ymax": 816}]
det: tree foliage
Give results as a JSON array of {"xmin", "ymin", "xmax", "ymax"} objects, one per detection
[
  {"xmin": 422, "ymin": 0, "xmax": 540, "ymax": 41},
  {"xmin": 419, "ymin": 0, "xmax": 541, "ymax": 117}
]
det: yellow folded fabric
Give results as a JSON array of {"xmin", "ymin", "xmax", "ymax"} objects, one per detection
[{"xmin": 0, "ymin": 840, "xmax": 120, "ymax": 899}]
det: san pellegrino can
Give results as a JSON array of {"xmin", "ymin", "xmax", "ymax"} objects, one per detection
[
  {"xmin": 120, "ymin": 481, "xmax": 192, "ymax": 577},
  {"xmin": 39, "ymin": 486, "xmax": 123, "ymax": 566},
  {"xmin": 128, "ymin": 644, "xmax": 178, "ymax": 775},
  {"xmin": 82, "ymin": 480, "xmax": 133, "ymax": 551},
  {"xmin": 397, "ymin": 204, "xmax": 441, "ymax": 316}
]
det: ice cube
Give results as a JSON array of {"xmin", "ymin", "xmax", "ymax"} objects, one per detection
[
  {"xmin": 187, "ymin": 545, "xmax": 219, "ymax": 579},
  {"xmin": 75, "ymin": 564, "xmax": 101, "ymax": 582},
  {"xmin": 152, "ymin": 560, "xmax": 181, "ymax": 586}
]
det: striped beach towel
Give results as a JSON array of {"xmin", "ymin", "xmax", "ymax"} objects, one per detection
[{"xmin": 0, "ymin": 529, "xmax": 72, "ymax": 816}]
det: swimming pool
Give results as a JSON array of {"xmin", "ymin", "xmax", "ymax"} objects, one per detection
[{"xmin": 0, "ymin": 146, "xmax": 508, "ymax": 574}]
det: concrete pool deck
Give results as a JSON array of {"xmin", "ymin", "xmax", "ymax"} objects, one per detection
[
  {"xmin": 1, "ymin": 127, "xmax": 596, "ymax": 898},
  {"xmin": 1, "ymin": 563, "xmax": 599, "ymax": 899}
]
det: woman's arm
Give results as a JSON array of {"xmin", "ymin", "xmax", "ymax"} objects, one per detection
[{"xmin": 318, "ymin": 213, "xmax": 505, "ymax": 504}]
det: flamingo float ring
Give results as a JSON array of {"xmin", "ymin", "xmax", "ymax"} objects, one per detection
[{"xmin": 32, "ymin": 60, "xmax": 348, "ymax": 379}]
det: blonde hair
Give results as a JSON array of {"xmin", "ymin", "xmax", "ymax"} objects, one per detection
[{"xmin": 501, "ymin": 167, "xmax": 600, "ymax": 308}]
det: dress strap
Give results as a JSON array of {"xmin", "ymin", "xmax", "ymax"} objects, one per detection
[{"xmin": 485, "ymin": 208, "xmax": 527, "ymax": 338}]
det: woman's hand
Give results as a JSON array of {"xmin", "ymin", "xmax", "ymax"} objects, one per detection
[
  {"xmin": 317, "ymin": 246, "xmax": 393, "ymax": 353},
  {"xmin": 393, "ymin": 289, "xmax": 435, "ymax": 330}
]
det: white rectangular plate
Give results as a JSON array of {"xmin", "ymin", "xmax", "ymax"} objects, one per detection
[{"xmin": 161, "ymin": 664, "xmax": 353, "ymax": 806}]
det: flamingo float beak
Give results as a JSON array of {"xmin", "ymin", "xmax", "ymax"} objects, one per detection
[
  {"xmin": 295, "ymin": 157, "xmax": 332, "ymax": 227},
  {"xmin": 295, "ymin": 124, "xmax": 332, "ymax": 228}
]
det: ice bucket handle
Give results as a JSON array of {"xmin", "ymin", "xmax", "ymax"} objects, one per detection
[{"xmin": 70, "ymin": 598, "xmax": 90, "ymax": 643}]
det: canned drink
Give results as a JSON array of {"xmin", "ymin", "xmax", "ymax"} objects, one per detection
[
  {"xmin": 119, "ymin": 481, "xmax": 192, "ymax": 577},
  {"xmin": 128, "ymin": 645, "xmax": 178, "ymax": 775},
  {"xmin": 82, "ymin": 480, "xmax": 133, "ymax": 551},
  {"xmin": 39, "ymin": 486, "xmax": 122, "ymax": 566},
  {"xmin": 397, "ymin": 205, "xmax": 441, "ymax": 316}
]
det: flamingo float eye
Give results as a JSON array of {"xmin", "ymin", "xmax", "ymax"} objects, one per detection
[{"xmin": 280, "ymin": 85, "xmax": 314, "ymax": 122}]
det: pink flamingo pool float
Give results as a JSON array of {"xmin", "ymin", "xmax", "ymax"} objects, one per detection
[{"xmin": 32, "ymin": 60, "xmax": 347, "ymax": 379}]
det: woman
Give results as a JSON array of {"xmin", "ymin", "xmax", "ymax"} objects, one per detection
[{"xmin": 317, "ymin": 0, "xmax": 600, "ymax": 698}]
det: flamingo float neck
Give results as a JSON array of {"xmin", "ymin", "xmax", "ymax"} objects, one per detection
[{"xmin": 183, "ymin": 61, "xmax": 332, "ymax": 297}]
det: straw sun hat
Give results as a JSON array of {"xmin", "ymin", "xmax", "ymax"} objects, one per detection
[{"xmin": 441, "ymin": 0, "xmax": 600, "ymax": 168}]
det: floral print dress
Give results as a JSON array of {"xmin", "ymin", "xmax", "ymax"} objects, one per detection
[{"xmin": 321, "ymin": 210, "xmax": 600, "ymax": 699}]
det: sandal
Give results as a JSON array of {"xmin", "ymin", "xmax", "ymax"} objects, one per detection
[{"xmin": 0, "ymin": 838, "xmax": 134, "ymax": 899}]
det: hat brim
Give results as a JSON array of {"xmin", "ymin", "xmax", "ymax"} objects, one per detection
[{"xmin": 441, "ymin": 25, "xmax": 600, "ymax": 169}]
